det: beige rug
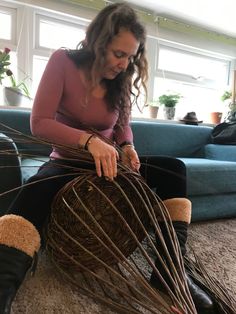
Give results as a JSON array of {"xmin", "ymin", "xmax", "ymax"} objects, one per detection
[{"xmin": 11, "ymin": 219, "xmax": 236, "ymax": 314}]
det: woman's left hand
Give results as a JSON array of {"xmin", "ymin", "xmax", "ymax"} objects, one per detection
[{"xmin": 121, "ymin": 145, "xmax": 140, "ymax": 171}]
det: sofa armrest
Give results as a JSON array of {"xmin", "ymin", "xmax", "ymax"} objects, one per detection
[
  {"xmin": 0, "ymin": 133, "xmax": 22, "ymax": 215},
  {"xmin": 205, "ymin": 144, "xmax": 236, "ymax": 162}
]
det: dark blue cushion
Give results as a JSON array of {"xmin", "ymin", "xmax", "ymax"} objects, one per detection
[
  {"xmin": 205, "ymin": 144, "xmax": 236, "ymax": 161},
  {"xmin": 21, "ymin": 157, "xmax": 49, "ymax": 182},
  {"xmin": 0, "ymin": 133, "xmax": 22, "ymax": 215},
  {"xmin": 179, "ymin": 158, "xmax": 236, "ymax": 195},
  {"xmin": 0, "ymin": 108, "xmax": 51, "ymax": 156},
  {"xmin": 190, "ymin": 193, "xmax": 236, "ymax": 221},
  {"xmin": 131, "ymin": 121, "xmax": 212, "ymax": 157}
]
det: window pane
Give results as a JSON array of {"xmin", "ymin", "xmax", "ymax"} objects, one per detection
[
  {"xmin": 39, "ymin": 18, "xmax": 85, "ymax": 49},
  {"xmin": 32, "ymin": 55, "xmax": 48, "ymax": 97},
  {"xmin": 153, "ymin": 77, "xmax": 225, "ymax": 123},
  {"xmin": 159, "ymin": 47, "xmax": 229, "ymax": 85},
  {"xmin": 0, "ymin": 11, "xmax": 11, "ymax": 40}
]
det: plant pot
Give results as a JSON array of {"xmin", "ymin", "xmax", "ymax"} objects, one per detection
[
  {"xmin": 149, "ymin": 106, "xmax": 159, "ymax": 119},
  {"xmin": 3, "ymin": 86, "xmax": 23, "ymax": 107},
  {"xmin": 210, "ymin": 112, "xmax": 222, "ymax": 124},
  {"xmin": 163, "ymin": 106, "xmax": 175, "ymax": 120}
]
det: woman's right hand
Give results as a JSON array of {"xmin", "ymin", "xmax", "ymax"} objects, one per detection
[{"xmin": 86, "ymin": 136, "xmax": 119, "ymax": 180}]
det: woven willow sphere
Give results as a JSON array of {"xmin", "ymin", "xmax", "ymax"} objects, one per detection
[{"xmin": 46, "ymin": 171, "xmax": 159, "ymax": 272}]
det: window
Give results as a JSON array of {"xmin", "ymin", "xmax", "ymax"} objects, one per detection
[
  {"xmin": 31, "ymin": 14, "xmax": 87, "ymax": 97},
  {"xmin": 150, "ymin": 45, "xmax": 232, "ymax": 122},
  {"xmin": 32, "ymin": 55, "xmax": 48, "ymax": 96},
  {"xmin": 0, "ymin": 10, "xmax": 11, "ymax": 40},
  {"xmin": 158, "ymin": 46, "xmax": 230, "ymax": 87},
  {"xmin": 0, "ymin": 0, "xmax": 235, "ymax": 121},
  {"xmin": 153, "ymin": 77, "xmax": 224, "ymax": 121},
  {"xmin": 0, "ymin": 5, "xmax": 17, "ymax": 105},
  {"xmin": 35, "ymin": 14, "xmax": 86, "ymax": 50},
  {"xmin": 0, "ymin": 6, "xmax": 16, "ymax": 42}
]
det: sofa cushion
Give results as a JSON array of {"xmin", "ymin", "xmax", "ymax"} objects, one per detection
[
  {"xmin": 190, "ymin": 193, "xmax": 236, "ymax": 221},
  {"xmin": 205, "ymin": 144, "xmax": 236, "ymax": 162},
  {"xmin": 179, "ymin": 158, "xmax": 236, "ymax": 195},
  {"xmin": 0, "ymin": 133, "xmax": 22, "ymax": 215},
  {"xmin": 131, "ymin": 121, "xmax": 212, "ymax": 157},
  {"xmin": 21, "ymin": 157, "xmax": 49, "ymax": 182},
  {"xmin": 0, "ymin": 108, "xmax": 51, "ymax": 156}
]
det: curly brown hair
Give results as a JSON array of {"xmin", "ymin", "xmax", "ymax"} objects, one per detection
[{"xmin": 67, "ymin": 2, "xmax": 148, "ymax": 126}]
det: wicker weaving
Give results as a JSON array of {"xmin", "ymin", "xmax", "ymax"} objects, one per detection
[
  {"xmin": 45, "ymin": 169, "xmax": 198, "ymax": 314},
  {"xmin": 1, "ymin": 124, "xmax": 236, "ymax": 313},
  {"xmin": 46, "ymin": 171, "xmax": 158, "ymax": 271}
]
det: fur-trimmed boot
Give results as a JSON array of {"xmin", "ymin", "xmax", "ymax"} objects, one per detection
[
  {"xmin": 150, "ymin": 198, "xmax": 215, "ymax": 314},
  {"xmin": 0, "ymin": 214, "xmax": 40, "ymax": 314}
]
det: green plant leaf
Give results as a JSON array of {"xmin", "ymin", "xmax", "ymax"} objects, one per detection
[{"xmin": 158, "ymin": 94, "xmax": 181, "ymax": 107}]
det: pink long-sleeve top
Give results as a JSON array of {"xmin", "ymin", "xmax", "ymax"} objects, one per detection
[{"xmin": 31, "ymin": 49, "xmax": 133, "ymax": 159}]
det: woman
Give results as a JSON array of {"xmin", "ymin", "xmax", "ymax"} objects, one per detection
[{"xmin": 0, "ymin": 3, "xmax": 214, "ymax": 314}]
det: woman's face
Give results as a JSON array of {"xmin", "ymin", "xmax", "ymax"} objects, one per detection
[{"xmin": 102, "ymin": 30, "xmax": 140, "ymax": 80}]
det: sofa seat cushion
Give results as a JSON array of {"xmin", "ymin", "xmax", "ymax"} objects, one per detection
[
  {"xmin": 21, "ymin": 157, "xmax": 49, "ymax": 182},
  {"xmin": 179, "ymin": 158, "xmax": 236, "ymax": 196},
  {"xmin": 190, "ymin": 193, "xmax": 236, "ymax": 221},
  {"xmin": 205, "ymin": 144, "xmax": 236, "ymax": 162},
  {"xmin": 0, "ymin": 133, "xmax": 22, "ymax": 215}
]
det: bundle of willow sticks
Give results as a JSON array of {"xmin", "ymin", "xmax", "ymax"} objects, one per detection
[{"xmin": 0, "ymin": 123, "xmax": 235, "ymax": 314}]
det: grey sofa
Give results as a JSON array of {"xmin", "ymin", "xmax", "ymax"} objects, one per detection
[{"xmin": 1, "ymin": 108, "xmax": 236, "ymax": 222}]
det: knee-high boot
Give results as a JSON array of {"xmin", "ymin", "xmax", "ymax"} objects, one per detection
[
  {"xmin": 0, "ymin": 214, "xmax": 40, "ymax": 314},
  {"xmin": 150, "ymin": 198, "xmax": 215, "ymax": 314}
]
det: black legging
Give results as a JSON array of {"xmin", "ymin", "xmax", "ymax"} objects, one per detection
[
  {"xmin": 139, "ymin": 156, "xmax": 186, "ymax": 199},
  {"xmin": 7, "ymin": 156, "xmax": 186, "ymax": 233}
]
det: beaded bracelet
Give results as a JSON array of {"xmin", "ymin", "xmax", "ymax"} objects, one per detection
[{"xmin": 84, "ymin": 134, "xmax": 95, "ymax": 150}]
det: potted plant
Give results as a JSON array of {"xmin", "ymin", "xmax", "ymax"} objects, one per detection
[
  {"xmin": 221, "ymin": 90, "xmax": 232, "ymax": 102},
  {"xmin": 0, "ymin": 47, "xmax": 31, "ymax": 106},
  {"xmin": 208, "ymin": 91, "xmax": 229, "ymax": 124},
  {"xmin": 158, "ymin": 93, "xmax": 181, "ymax": 120},
  {"xmin": 0, "ymin": 47, "xmax": 11, "ymax": 84},
  {"xmin": 4, "ymin": 70, "xmax": 31, "ymax": 106},
  {"xmin": 221, "ymin": 90, "xmax": 236, "ymax": 122},
  {"xmin": 148, "ymin": 100, "xmax": 159, "ymax": 119}
]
